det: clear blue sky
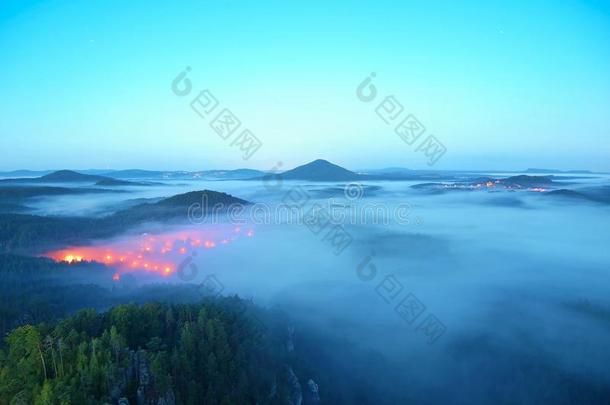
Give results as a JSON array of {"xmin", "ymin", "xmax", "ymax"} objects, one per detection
[{"xmin": 1, "ymin": 0, "xmax": 609, "ymax": 171}]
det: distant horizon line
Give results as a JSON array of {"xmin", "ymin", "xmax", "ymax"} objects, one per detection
[{"xmin": 0, "ymin": 164, "xmax": 605, "ymax": 175}]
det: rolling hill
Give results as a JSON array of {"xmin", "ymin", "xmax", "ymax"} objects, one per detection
[
  {"xmin": 259, "ymin": 159, "xmax": 365, "ymax": 181},
  {"xmin": 38, "ymin": 170, "xmax": 107, "ymax": 182},
  {"xmin": 1, "ymin": 170, "xmax": 109, "ymax": 184}
]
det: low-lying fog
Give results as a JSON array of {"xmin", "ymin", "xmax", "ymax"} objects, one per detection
[{"xmin": 30, "ymin": 174, "xmax": 610, "ymax": 403}]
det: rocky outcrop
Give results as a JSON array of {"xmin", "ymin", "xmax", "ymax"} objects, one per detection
[
  {"xmin": 268, "ymin": 322, "xmax": 321, "ymax": 405},
  {"xmin": 135, "ymin": 350, "xmax": 151, "ymax": 405},
  {"xmin": 136, "ymin": 350, "xmax": 151, "ymax": 387},
  {"xmin": 281, "ymin": 368, "xmax": 319, "ymax": 405},
  {"xmin": 107, "ymin": 323, "xmax": 313, "ymax": 405},
  {"xmin": 107, "ymin": 350, "xmax": 175, "ymax": 405},
  {"xmin": 285, "ymin": 366, "xmax": 303, "ymax": 405},
  {"xmin": 157, "ymin": 389, "xmax": 176, "ymax": 405},
  {"xmin": 286, "ymin": 324, "xmax": 295, "ymax": 353},
  {"xmin": 305, "ymin": 379, "xmax": 320, "ymax": 404}
]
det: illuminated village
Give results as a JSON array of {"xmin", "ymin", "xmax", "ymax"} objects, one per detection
[{"xmin": 43, "ymin": 226, "xmax": 255, "ymax": 281}]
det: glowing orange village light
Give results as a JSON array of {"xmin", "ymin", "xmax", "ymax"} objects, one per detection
[
  {"xmin": 43, "ymin": 225, "xmax": 255, "ymax": 281},
  {"xmin": 63, "ymin": 254, "xmax": 84, "ymax": 263}
]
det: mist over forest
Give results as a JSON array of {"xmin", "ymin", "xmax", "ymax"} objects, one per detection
[{"xmin": 1, "ymin": 162, "xmax": 609, "ymax": 404}]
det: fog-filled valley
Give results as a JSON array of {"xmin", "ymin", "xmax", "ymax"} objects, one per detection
[{"xmin": 1, "ymin": 161, "xmax": 609, "ymax": 404}]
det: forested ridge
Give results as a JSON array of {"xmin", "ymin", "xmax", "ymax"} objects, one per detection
[
  {"xmin": 0, "ymin": 190, "xmax": 249, "ymax": 252},
  {"xmin": 0, "ymin": 300, "xmax": 318, "ymax": 404}
]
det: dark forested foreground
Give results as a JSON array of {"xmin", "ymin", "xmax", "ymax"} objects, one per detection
[
  {"xmin": 0, "ymin": 252, "xmax": 412, "ymax": 405},
  {"xmin": 0, "ymin": 255, "xmax": 326, "ymax": 405},
  {"xmin": 0, "ymin": 255, "xmax": 409, "ymax": 405},
  {"xmin": 0, "ymin": 300, "xmax": 323, "ymax": 405}
]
